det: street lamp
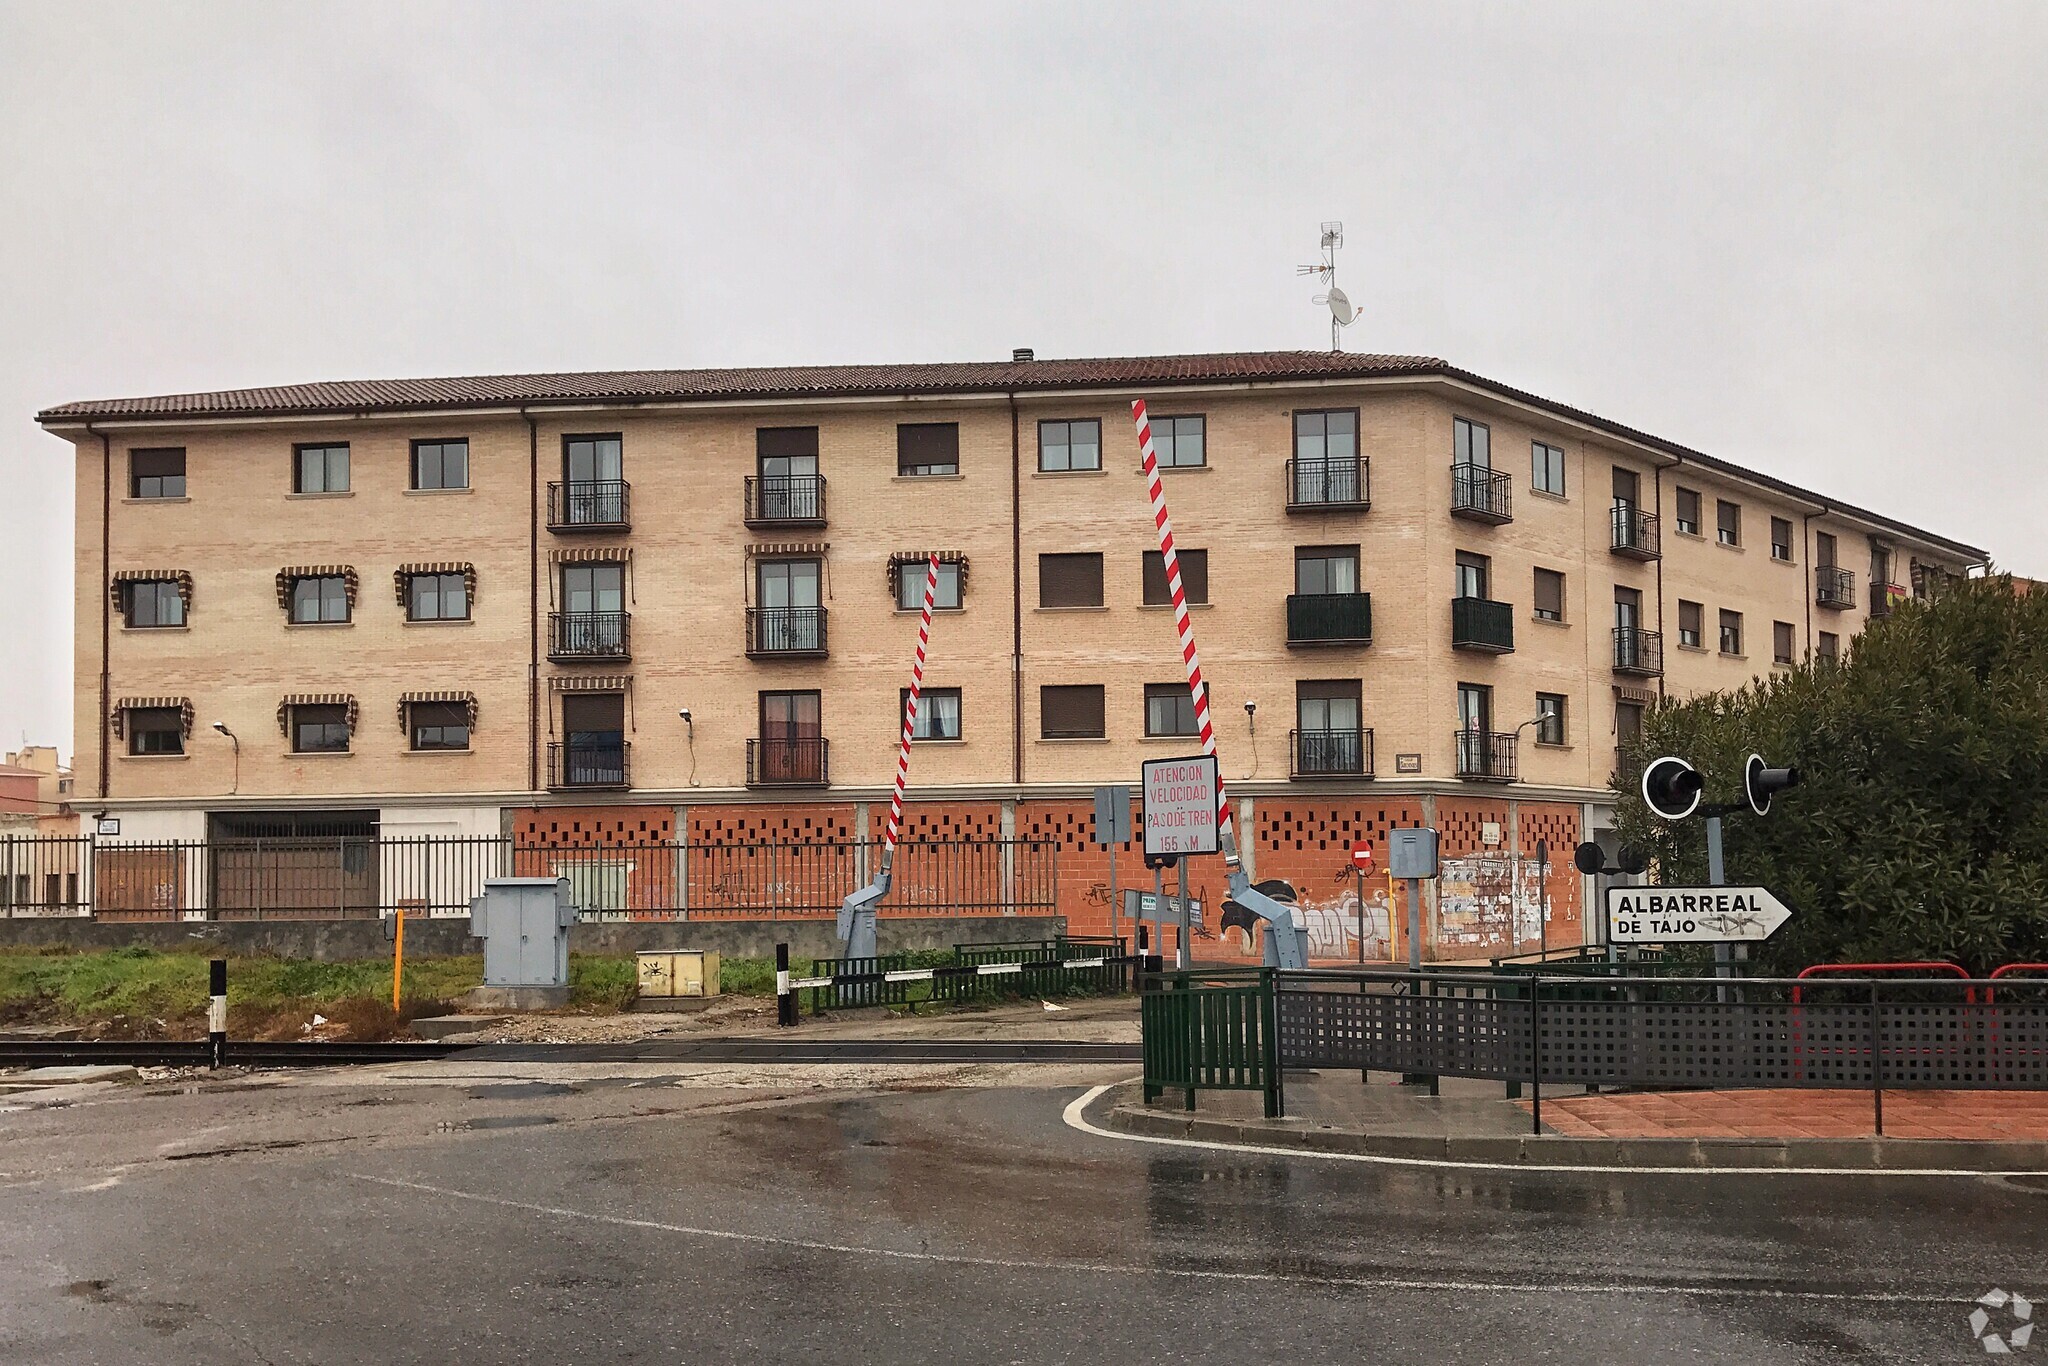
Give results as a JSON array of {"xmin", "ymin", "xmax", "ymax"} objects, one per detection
[{"xmin": 212, "ymin": 722, "xmax": 239, "ymax": 795}]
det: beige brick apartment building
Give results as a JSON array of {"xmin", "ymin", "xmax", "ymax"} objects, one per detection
[{"xmin": 37, "ymin": 350, "xmax": 1985, "ymax": 960}]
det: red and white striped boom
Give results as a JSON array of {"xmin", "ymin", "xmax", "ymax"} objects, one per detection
[
  {"xmin": 881, "ymin": 552, "xmax": 942, "ymax": 863},
  {"xmin": 1130, "ymin": 400, "xmax": 1234, "ymax": 845}
]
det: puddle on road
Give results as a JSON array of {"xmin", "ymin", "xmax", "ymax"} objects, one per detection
[
  {"xmin": 448, "ymin": 1115, "xmax": 558, "ymax": 1131},
  {"xmin": 465, "ymin": 1083, "xmax": 580, "ymax": 1100}
]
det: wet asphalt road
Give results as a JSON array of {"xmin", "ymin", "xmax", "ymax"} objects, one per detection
[{"xmin": 2, "ymin": 1072, "xmax": 2044, "ymax": 1364}]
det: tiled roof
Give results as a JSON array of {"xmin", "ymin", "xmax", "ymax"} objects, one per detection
[
  {"xmin": 36, "ymin": 348, "xmax": 1987, "ymax": 560},
  {"xmin": 33, "ymin": 351, "xmax": 1444, "ymax": 422}
]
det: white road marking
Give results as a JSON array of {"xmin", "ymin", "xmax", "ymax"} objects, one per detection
[
  {"xmin": 346, "ymin": 1170, "xmax": 1968, "ymax": 1305},
  {"xmin": 1061, "ymin": 1083, "xmax": 2048, "ymax": 1179}
]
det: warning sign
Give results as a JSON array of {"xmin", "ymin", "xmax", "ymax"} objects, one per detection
[{"xmin": 1141, "ymin": 754, "xmax": 1221, "ymax": 858}]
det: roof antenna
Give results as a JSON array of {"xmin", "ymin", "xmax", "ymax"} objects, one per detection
[{"xmin": 1296, "ymin": 221, "xmax": 1354, "ymax": 352}]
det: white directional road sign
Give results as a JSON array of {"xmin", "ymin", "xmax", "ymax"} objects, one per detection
[{"xmin": 1605, "ymin": 886, "xmax": 1794, "ymax": 944}]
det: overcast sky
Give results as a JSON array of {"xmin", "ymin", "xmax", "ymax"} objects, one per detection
[{"xmin": 3, "ymin": 1, "xmax": 2044, "ymax": 756}]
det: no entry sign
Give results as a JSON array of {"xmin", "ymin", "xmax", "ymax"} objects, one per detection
[
  {"xmin": 1141, "ymin": 754, "xmax": 1221, "ymax": 857},
  {"xmin": 1351, "ymin": 841, "xmax": 1374, "ymax": 872}
]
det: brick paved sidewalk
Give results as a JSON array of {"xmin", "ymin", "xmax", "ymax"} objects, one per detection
[{"xmin": 1527, "ymin": 1089, "xmax": 2048, "ymax": 1141}]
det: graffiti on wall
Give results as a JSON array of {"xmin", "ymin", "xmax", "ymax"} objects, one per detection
[{"xmin": 1212, "ymin": 876, "xmax": 1396, "ymax": 962}]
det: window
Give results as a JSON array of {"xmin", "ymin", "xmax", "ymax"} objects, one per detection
[
  {"xmin": 409, "ymin": 701, "xmax": 471, "ymax": 751},
  {"xmin": 130, "ymin": 448, "xmax": 185, "ymax": 499},
  {"xmin": 1716, "ymin": 499, "xmax": 1741, "ymax": 547},
  {"xmin": 1038, "ymin": 419, "xmax": 1101, "ymax": 472},
  {"xmin": 1296, "ymin": 681, "xmax": 1364, "ymax": 773},
  {"xmin": 407, "ymin": 572, "xmax": 470, "ymax": 622},
  {"xmin": 1675, "ymin": 487, "xmax": 1702, "ymax": 535},
  {"xmin": 1719, "ymin": 609, "xmax": 1744, "ymax": 655},
  {"xmin": 1454, "ymin": 551, "xmax": 1490, "ymax": 600},
  {"xmin": 1291, "ymin": 410, "xmax": 1361, "ymax": 502},
  {"xmin": 290, "ymin": 575, "xmax": 350, "ymax": 624},
  {"xmin": 1816, "ymin": 531, "xmax": 1837, "ymax": 567},
  {"xmin": 904, "ymin": 687, "xmax": 962, "ymax": 741},
  {"xmin": 1533, "ymin": 568, "xmax": 1565, "ymax": 622},
  {"xmin": 411, "ymin": 439, "xmax": 469, "ymax": 490},
  {"xmin": 1453, "ymin": 416, "xmax": 1491, "ymax": 469},
  {"xmin": 1613, "ymin": 466, "xmax": 1641, "ymax": 506},
  {"xmin": 1773, "ymin": 621, "xmax": 1795, "ymax": 665},
  {"xmin": 1615, "ymin": 700, "xmax": 1644, "ymax": 748},
  {"xmin": 1144, "ymin": 683, "xmax": 1199, "ymax": 737},
  {"xmin": 1678, "ymin": 600, "xmax": 1703, "ymax": 648},
  {"xmin": 1817, "ymin": 631, "xmax": 1839, "ymax": 664},
  {"xmin": 1294, "ymin": 546, "xmax": 1358, "ymax": 595},
  {"xmin": 1150, "ymin": 415, "xmax": 1207, "ymax": 468},
  {"xmin": 293, "ymin": 443, "xmax": 350, "ymax": 494},
  {"xmin": 1143, "ymin": 550, "xmax": 1209, "ymax": 605},
  {"xmin": 1040, "ymin": 684, "xmax": 1105, "ymax": 739},
  {"xmin": 291, "ymin": 704, "xmax": 351, "ymax": 754},
  {"xmin": 1532, "ymin": 442, "xmax": 1565, "ymax": 496},
  {"xmin": 897, "ymin": 560, "xmax": 963, "ymax": 611},
  {"xmin": 124, "ymin": 580, "xmax": 185, "ymax": 628},
  {"xmin": 1038, "ymin": 553, "xmax": 1104, "ymax": 607},
  {"xmin": 565, "ymin": 434, "xmax": 624, "ymax": 483},
  {"xmin": 128, "ymin": 708, "xmax": 184, "ymax": 756},
  {"xmin": 1771, "ymin": 517, "xmax": 1794, "ymax": 563},
  {"xmin": 896, "ymin": 423, "xmax": 959, "ymax": 476},
  {"xmin": 1535, "ymin": 693, "xmax": 1567, "ymax": 746},
  {"xmin": 1458, "ymin": 682, "xmax": 1492, "ymax": 732}
]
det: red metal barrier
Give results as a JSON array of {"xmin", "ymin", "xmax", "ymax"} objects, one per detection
[
  {"xmin": 1792, "ymin": 961, "xmax": 1972, "ymax": 1004},
  {"xmin": 1987, "ymin": 963, "xmax": 2048, "ymax": 1005}
]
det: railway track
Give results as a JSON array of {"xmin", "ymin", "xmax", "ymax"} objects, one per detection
[{"xmin": 0, "ymin": 1038, "xmax": 1141, "ymax": 1069}]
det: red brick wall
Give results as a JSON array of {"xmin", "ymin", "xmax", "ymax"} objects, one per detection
[{"xmin": 1247, "ymin": 797, "xmax": 1426, "ymax": 964}]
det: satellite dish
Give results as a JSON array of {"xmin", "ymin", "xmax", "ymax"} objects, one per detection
[{"xmin": 1326, "ymin": 285, "xmax": 1355, "ymax": 327}]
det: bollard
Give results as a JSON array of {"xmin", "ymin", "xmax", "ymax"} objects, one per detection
[
  {"xmin": 775, "ymin": 943, "xmax": 797, "ymax": 1028},
  {"xmin": 208, "ymin": 958, "xmax": 228, "ymax": 1070}
]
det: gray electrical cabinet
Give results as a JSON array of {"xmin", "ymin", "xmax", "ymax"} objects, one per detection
[
  {"xmin": 1387, "ymin": 828, "xmax": 1440, "ymax": 880},
  {"xmin": 469, "ymin": 878, "xmax": 575, "ymax": 989}
]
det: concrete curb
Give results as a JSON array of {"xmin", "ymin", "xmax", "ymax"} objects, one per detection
[{"xmin": 1099, "ymin": 1092, "xmax": 2048, "ymax": 1171}]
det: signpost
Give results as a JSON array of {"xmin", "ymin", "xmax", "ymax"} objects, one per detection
[
  {"xmin": 1094, "ymin": 784, "xmax": 1132, "ymax": 950},
  {"xmin": 1141, "ymin": 755, "xmax": 1221, "ymax": 857},
  {"xmin": 1604, "ymin": 886, "xmax": 1793, "ymax": 944}
]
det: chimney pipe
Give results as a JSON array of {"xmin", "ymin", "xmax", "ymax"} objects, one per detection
[{"xmin": 1012, "ymin": 348, "xmax": 1034, "ymax": 363}]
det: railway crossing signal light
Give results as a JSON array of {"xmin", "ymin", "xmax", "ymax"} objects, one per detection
[
  {"xmin": 1641, "ymin": 755, "xmax": 1706, "ymax": 821},
  {"xmin": 1744, "ymin": 752, "xmax": 1803, "ymax": 817}
]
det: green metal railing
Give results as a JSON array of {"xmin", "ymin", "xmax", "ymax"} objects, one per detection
[{"xmin": 1140, "ymin": 968, "xmax": 1281, "ymax": 1117}]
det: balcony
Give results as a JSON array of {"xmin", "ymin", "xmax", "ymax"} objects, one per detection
[
  {"xmin": 1450, "ymin": 596, "xmax": 1515, "ymax": 653},
  {"xmin": 746, "ymin": 606, "xmax": 828, "ymax": 658},
  {"xmin": 1449, "ymin": 463, "xmax": 1512, "ymax": 524},
  {"xmin": 746, "ymin": 737, "xmax": 829, "ymax": 788},
  {"xmin": 744, "ymin": 474, "xmax": 827, "ymax": 528},
  {"xmin": 1291, "ymin": 728, "xmax": 1374, "ymax": 779},
  {"xmin": 1870, "ymin": 582, "xmax": 1907, "ymax": 619},
  {"xmin": 1285, "ymin": 457, "xmax": 1370, "ymax": 512},
  {"xmin": 549, "ymin": 611, "xmax": 630, "ymax": 662},
  {"xmin": 548, "ymin": 740, "xmax": 630, "ymax": 790},
  {"xmin": 547, "ymin": 480, "xmax": 630, "ymax": 532},
  {"xmin": 1815, "ymin": 565, "xmax": 1856, "ymax": 610},
  {"xmin": 1286, "ymin": 592, "xmax": 1372, "ymax": 646},
  {"xmin": 1612, "ymin": 626, "xmax": 1664, "ymax": 677},
  {"xmin": 1610, "ymin": 503, "xmax": 1661, "ymax": 560},
  {"xmin": 1454, "ymin": 730, "xmax": 1517, "ymax": 782}
]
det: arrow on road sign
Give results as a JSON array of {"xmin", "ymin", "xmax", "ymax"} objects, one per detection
[{"xmin": 1604, "ymin": 886, "xmax": 1794, "ymax": 944}]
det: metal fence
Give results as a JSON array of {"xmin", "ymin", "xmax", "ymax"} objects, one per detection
[
  {"xmin": 1142, "ymin": 967, "xmax": 2048, "ymax": 1123},
  {"xmin": 0, "ymin": 835, "xmax": 1058, "ymax": 923}
]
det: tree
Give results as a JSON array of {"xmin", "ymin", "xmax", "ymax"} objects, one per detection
[{"xmin": 1613, "ymin": 576, "xmax": 2048, "ymax": 974}]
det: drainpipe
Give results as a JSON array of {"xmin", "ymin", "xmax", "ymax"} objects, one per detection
[
  {"xmin": 525, "ymin": 410, "xmax": 540, "ymax": 795},
  {"xmin": 94, "ymin": 426, "xmax": 111, "ymax": 798},
  {"xmin": 1801, "ymin": 510, "xmax": 1817, "ymax": 656},
  {"xmin": 1009, "ymin": 391, "xmax": 1023, "ymax": 787},
  {"xmin": 1651, "ymin": 463, "xmax": 1665, "ymax": 701}
]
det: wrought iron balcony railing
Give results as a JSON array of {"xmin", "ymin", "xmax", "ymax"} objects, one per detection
[
  {"xmin": 1815, "ymin": 565, "xmax": 1856, "ymax": 610},
  {"xmin": 746, "ymin": 737, "xmax": 829, "ymax": 788},
  {"xmin": 548, "ymin": 611, "xmax": 631, "ymax": 661},
  {"xmin": 744, "ymin": 474, "xmax": 827, "ymax": 527},
  {"xmin": 1611, "ymin": 502, "xmax": 1661, "ymax": 560},
  {"xmin": 547, "ymin": 480, "xmax": 630, "ymax": 531},
  {"xmin": 746, "ymin": 606, "xmax": 828, "ymax": 657},
  {"xmin": 1449, "ymin": 463, "xmax": 1513, "ymax": 524},
  {"xmin": 1612, "ymin": 626, "xmax": 1664, "ymax": 677},
  {"xmin": 1284, "ymin": 456, "xmax": 1370, "ymax": 512},
  {"xmin": 548, "ymin": 740, "xmax": 630, "ymax": 790},
  {"xmin": 1454, "ymin": 730, "xmax": 1517, "ymax": 782},
  {"xmin": 1291, "ymin": 728, "xmax": 1373, "ymax": 779}
]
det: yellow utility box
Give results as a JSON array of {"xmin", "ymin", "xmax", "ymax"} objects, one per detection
[{"xmin": 635, "ymin": 950, "xmax": 722, "ymax": 999}]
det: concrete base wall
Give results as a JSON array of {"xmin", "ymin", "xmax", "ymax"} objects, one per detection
[{"xmin": 0, "ymin": 915, "xmax": 1067, "ymax": 962}]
